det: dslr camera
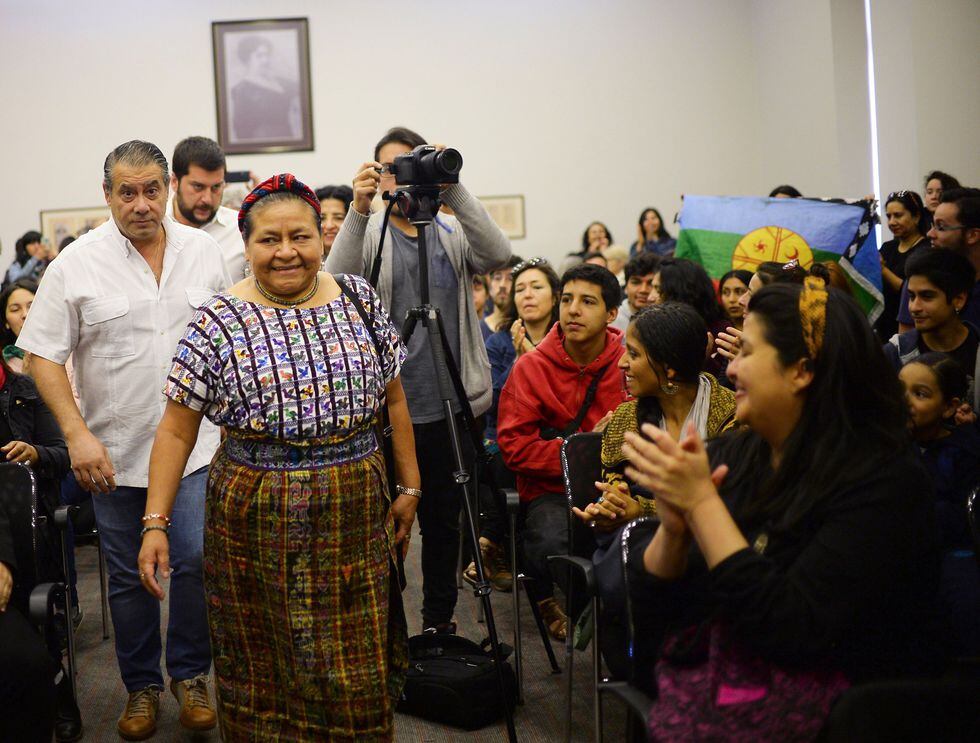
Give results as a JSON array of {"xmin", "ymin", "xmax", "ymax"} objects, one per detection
[{"xmin": 390, "ymin": 145, "xmax": 463, "ymax": 187}]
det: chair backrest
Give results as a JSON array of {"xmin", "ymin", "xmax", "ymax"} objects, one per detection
[
  {"xmin": 620, "ymin": 517, "xmax": 658, "ymax": 685},
  {"xmin": 968, "ymin": 487, "xmax": 980, "ymax": 573},
  {"xmin": 561, "ymin": 432, "xmax": 603, "ymax": 554},
  {"xmin": 0, "ymin": 462, "xmax": 42, "ymax": 601}
]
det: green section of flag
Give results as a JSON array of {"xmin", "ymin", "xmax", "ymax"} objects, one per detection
[
  {"xmin": 677, "ymin": 229, "xmax": 877, "ymax": 317},
  {"xmin": 675, "ymin": 229, "xmax": 740, "ymax": 278}
]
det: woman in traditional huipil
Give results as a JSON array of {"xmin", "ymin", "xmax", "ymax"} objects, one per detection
[{"xmin": 138, "ymin": 174, "xmax": 419, "ymax": 740}]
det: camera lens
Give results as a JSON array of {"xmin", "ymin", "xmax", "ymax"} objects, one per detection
[{"xmin": 435, "ymin": 148, "xmax": 463, "ymax": 177}]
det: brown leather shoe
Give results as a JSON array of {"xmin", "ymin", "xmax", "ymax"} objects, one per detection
[
  {"xmin": 462, "ymin": 537, "xmax": 513, "ymax": 592},
  {"xmin": 170, "ymin": 676, "xmax": 218, "ymax": 730},
  {"xmin": 117, "ymin": 687, "xmax": 159, "ymax": 741},
  {"xmin": 171, "ymin": 675, "xmax": 217, "ymax": 732},
  {"xmin": 537, "ymin": 597, "xmax": 568, "ymax": 642}
]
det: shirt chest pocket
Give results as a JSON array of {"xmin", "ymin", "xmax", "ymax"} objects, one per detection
[{"xmin": 81, "ymin": 295, "xmax": 135, "ymax": 358}]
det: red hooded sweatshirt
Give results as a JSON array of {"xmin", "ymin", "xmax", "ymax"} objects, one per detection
[{"xmin": 497, "ymin": 323, "xmax": 629, "ymax": 503}]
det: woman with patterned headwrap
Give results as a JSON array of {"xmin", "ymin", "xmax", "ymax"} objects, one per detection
[
  {"xmin": 138, "ymin": 174, "xmax": 419, "ymax": 740},
  {"xmin": 622, "ymin": 279, "xmax": 946, "ymax": 738}
]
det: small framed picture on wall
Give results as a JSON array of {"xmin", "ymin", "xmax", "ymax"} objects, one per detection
[
  {"xmin": 212, "ymin": 18, "xmax": 314, "ymax": 155},
  {"xmin": 478, "ymin": 195, "xmax": 526, "ymax": 240}
]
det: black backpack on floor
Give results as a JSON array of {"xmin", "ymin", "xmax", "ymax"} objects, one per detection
[{"xmin": 397, "ymin": 633, "xmax": 517, "ymax": 730}]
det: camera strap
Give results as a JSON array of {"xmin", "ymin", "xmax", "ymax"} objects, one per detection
[{"xmin": 369, "ymin": 199, "xmax": 398, "ymax": 288}]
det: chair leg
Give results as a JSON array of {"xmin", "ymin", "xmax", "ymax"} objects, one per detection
[
  {"xmin": 525, "ymin": 580, "xmax": 561, "ymax": 673},
  {"xmin": 97, "ymin": 537, "xmax": 109, "ymax": 640},
  {"xmin": 564, "ymin": 575, "xmax": 575, "ymax": 743},
  {"xmin": 592, "ymin": 594, "xmax": 602, "ymax": 742},
  {"xmin": 510, "ymin": 511, "xmax": 524, "ymax": 704}
]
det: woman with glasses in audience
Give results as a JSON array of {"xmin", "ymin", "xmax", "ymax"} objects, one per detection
[
  {"xmin": 139, "ymin": 174, "xmax": 418, "ymax": 740},
  {"xmin": 876, "ymin": 190, "xmax": 930, "ymax": 340},
  {"xmin": 624, "ymin": 278, "xmax": 945, "ymax": 738}
]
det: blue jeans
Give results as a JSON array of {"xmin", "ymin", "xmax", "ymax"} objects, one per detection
[{"xmin": 92, "ymin": 467, "xmax": 211, "ymax": 692}]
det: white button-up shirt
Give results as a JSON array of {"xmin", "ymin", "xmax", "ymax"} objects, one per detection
[
  {"xmin": 18, "ymin": 216, "xmax": 231, "ymax": 487},
  {"xmin": 167, "ymin": 198, "xmax": 246, "ymax": 282}
]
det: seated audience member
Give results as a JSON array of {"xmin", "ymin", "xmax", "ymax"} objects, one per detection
[
  {"xmin": 314, "ymin": 184, "xmax": 354, "ymax": 259},
  {"xmin": 625, "ymin": 279, "xmax": 946, "ymax": 738},
  {"xmin": 717, "ymin": 269, "xmax": 752, "ymax": 331},
  {"xmin": 602, "ymin": 244, "xmax": 628, "ymax": 283},
  {"xmin": 466, "ymin": 258, "xmax": 562, "ymax": 591},
  {"xmin": 561, "ymin": 221, "xmax": 613, "ymax": 274},
  {"xmin": 630, "ymin": 207, "xmax": 676, "ymax": 258},
  {"xmin": 883, "ymin": 250, "xmax": 978, "ymax": 408},
  {"xmin": 3, "ymin": 231, "xmax": 50, "ymax": 287},
  {"xmin": 583, "ymin": 250, "xmax": 608, "ymax": 268},
  {"xmin": 714, "ymin": 260, "xmax": 822, "ymax": 362},
  {"xmin": 769, "ymin": 184, "xmax": 803, "ymax": 198},
  {"xmin": 0, "ymin": 354, "xmax": 80, "ymax": 741},
  {"xmin": 923, "ymin": 170, "xmax": 961, "ymax": 218},
  {"xmin": 651, "ymin": 258, "xmax": 726, "ymax": 378},
  {"xmin": 483, "ymin": 255, "xmax": 522, "ymax": 340},
  {"xmin": 611, "ymin": 252, "xmax": 660, "ymax": 334},
  {"xmin": 497, "ymin": 264, "xmax": 628, "ymax": 640},
  {"xmin": 1, "ymin": 278, "xmax": 37, "ymax": 374},
  {"xmin": 896, "ymin": 187, "xmax": 980, "ymax": 332},
  {"xmin": 876, "ymin": 190, "xmax": 930, "ymax": 340},
  {"xmin": 899, "ymin": 353, "xmax": 980, "ymax": 655},
  {"xmin": 573, "ymin": 302, "xmax": 736, "ymax": 675},
  {"xmin": 471, "ymin": 272, "xmax": 489, "ymax": 316}
]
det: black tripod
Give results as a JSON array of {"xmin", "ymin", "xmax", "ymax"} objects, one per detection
[{"xmin": 382, "ymin": 186, "xmax": 518, "ymax": 742}]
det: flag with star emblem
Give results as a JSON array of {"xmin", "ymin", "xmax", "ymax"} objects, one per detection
[{"xmin": 675, "ymin": 195, "xmax": 882, "ymax": 322}]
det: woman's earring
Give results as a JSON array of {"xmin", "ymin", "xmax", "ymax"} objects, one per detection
[{"xmin": 661, "ymin": 380, "xmax": 678, "ymax": 396}]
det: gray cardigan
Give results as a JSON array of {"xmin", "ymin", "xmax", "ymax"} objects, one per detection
[{"xmin": 325, "ymin": 183, "xmax": 512, "ymax": 417}]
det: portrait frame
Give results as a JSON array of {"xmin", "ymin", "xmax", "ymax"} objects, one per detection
[
  {"xmin": 478, "ymin": 195, "xmax": 526, "ymax": 240},
  {"xmin": 212, "ymin": 17, "xmax": 314, "ymax": 155},
  {"xmin": 39, "ymin": 206, "xmax": 111, "ymax": 250}
]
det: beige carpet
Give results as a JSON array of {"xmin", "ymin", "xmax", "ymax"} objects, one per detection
[{"xmin": 70, "ymin": 522, "xmax": 627, "ymax": 741}]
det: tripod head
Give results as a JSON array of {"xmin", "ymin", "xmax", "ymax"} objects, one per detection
[{"xmin": 383, "ymin": 185, "xmax": 443, "ymax": 224}]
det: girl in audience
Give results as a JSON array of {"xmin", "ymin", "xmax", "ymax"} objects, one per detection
[
  {"xmin": 717, "ymin": 269, "xmax": 753, "ymax": 329},
  {"xmin": 876, "ymin": 190, "xmax": 930, "ymax": 340},
  {"xmin": 651, "ymin": 258, "xmax": 726, "ymax": 378},
  {"xmin": 923, "ymin": 170, "xmax": 961, "ymax": 216},
  {"xmin": 573, "ymin": 302, "xmax": 736, "ymax": 675},
  {"xmin": 899, "ymin": 352, "xmax": 980, "ymax": 655},
  {"xmin": 631, "ymin": 207, "xmax": 676, "ymax": 258},
  {"xmin": 0, "ymin": 278, "xmax": 38, "ymax": 374},
  {"xmin": 3, "ymin": 232, "xmax": 48, "ymax": 287},
  {"xmin": 467, "ymin": 258, "xmax": 562, "ymax": 593},
  {"xmin": 624, "ymin": 279, "xmax": 945, "ymax": 738},
  {"xmin": 314, "ymin": 184, "xmax": 353, "ymax": 259},
  {"xmin": 561, "ymin": 222, "xmax": 613, "ymax": 274}
]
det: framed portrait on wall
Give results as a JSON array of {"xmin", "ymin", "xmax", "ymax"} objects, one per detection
[
  {"xmin": 212, "ymin": 18, "xmax": 314, "ymax": 155},
  {"xmin": 478, "ymin": 195, "xmax": 526, "ymax": 240},
  {"xmin": 39, "ymin": 206, "xmax": 111, "ymax": 249}
]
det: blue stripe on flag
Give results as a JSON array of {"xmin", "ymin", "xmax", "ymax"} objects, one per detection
[{"xmin": 679, "ymin": 195, "xmax": 866, "ymax": 256}]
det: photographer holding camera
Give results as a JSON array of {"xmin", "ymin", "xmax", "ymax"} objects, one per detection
[{"xmin": 325, "ymin": 126, "xmax": 511, "ymax": 634}]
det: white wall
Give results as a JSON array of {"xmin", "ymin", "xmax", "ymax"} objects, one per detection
[{"xmin": 0, "ymin": 0, "xmax": 975, "ymax": 277}]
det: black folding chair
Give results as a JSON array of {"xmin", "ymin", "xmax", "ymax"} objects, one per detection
[
  {"xmin": 0, "ymin": 463, "xmax": 78, "ymax": 711},
  {"xmin": 968, "ymin": 486, "xmax": 980, "ymax": 575},
  {"xmin": 60, "ymin": 501, "xmax": 110, "ymax": 640},
  {"xmin": 547, "ymin": 432, "xmax": 603, "ymax": 742},
  {"xmin": 597, "ymin": 517, "xmax": 657, "ymax": 742}
]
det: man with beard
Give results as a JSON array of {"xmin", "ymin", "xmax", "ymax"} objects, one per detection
[
  {"xmin": 326, "ymin": 126, "xmax": 512, "ymax": 634},
  {"xmin": 167, "ymin": 136, "xmax": 246, "ymax": 281},
  {"xmin": 482, "ymin": 255, "xmax": 522, "ymax": 340}
]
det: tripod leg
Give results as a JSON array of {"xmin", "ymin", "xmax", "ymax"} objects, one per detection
[{"xmin": 525, "ymin": 581, "xmax": 561, "ymax": 673}]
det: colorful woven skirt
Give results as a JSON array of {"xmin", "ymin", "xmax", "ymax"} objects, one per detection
[{"xmin": 204, "ymin": 431, "xmax": 408, "ymax": 741}]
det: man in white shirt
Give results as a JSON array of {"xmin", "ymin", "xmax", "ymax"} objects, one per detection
[
  {"xmin": 19, "ymin": 140, "xmax": 229, "ymax": 740},
  {"xmin": 167, "ymin": 136, "xmax": 246, "ymax": 281}
]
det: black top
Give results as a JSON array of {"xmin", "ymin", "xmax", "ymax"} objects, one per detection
[
  {"xmin": 915, "ymin": 331, "xmax": 979, "ymax": 383},
  {"xmin": 630, "ymin": 441, "xmax": 948, "ymax": 684}
]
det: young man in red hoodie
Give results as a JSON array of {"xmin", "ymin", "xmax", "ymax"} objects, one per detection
[{"xmin": 497, "ymin": 263, "xmax": 629, "ymax": 640}]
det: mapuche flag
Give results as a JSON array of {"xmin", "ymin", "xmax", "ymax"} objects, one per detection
[{"xmin": 675, "ymin": 195, "xmax": 883, "ymax": 322}]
